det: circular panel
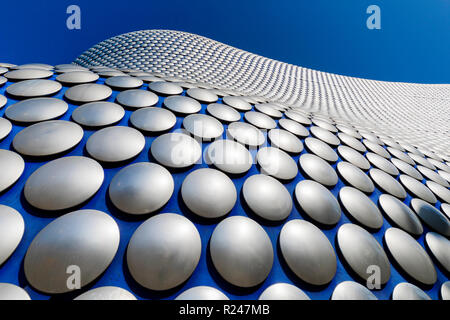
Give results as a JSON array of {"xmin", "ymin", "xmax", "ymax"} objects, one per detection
[
  {"xmin": 227, "ymin": 122, "xmax": 265, "ymax": 147},
  {"xmin": 176, "ymin": 286, "xmax": 229, "ymax": 300},
  {"xmin": 391, "ymin": 158, "xmax": 423, "ymax": 180},
  {"xmin": 280, "ymin": 219, "xmax": 336, "ymax": 285},
  {"xmin": 310, "ymin": 126, "xmax": 340, "ymax": 147},
  {"xmin": 298, "ymin": 153, "xmax": 338, "ymax": 187},
  {"xmin": 0, "ymin": 283, "xmax": 30, "ymax": 300},
  {"xmin": 426, "ymin": 180, "xmax": 450, "ymax": 204},
  {"xmin": 4, "ymin": 68, "xmax": 52, "ymax": 80},
  {"xmin": 242, "ymin": 174, "xmax": 292, "ymax": 221},
  {"xmin": 244, "ymin": 111, "xmax": 276, "ymax": 129},
  {"xmin": 410, "ymin": 198, "xmax": 450, "ymax": 237},
  {"xmin": 378, "ymin": 194, "xmax": 423, "ymax": 236},
  {"xmin": 337, "ymin": 132, "xmax": 366, "ymax": 152},
  {"xmin": 278, "ymin": 118, "xmax": 309, "ymax": 137},
  {"xmin": 186, "ymin": 88, "xmax": 218, "ymax": 103},
  {"xmin": 366, "ymin": 153, "xmax": 399, "ymax": 176},
  {"xmin": 64, "ymin": 83, "xmax": 112, "ymax": 103},
  {"xmin": 337, "ymin": 223, "xmax": 390, "ymax": 284},
  {"xmin": 205, "ymin": 139, "xmax": 253, "ymax": 174},
  {"xmin": 331, "ymin": 281, "xmax": 378, "ymax": 300},
  {"xmin": 56, "ymin": 71, "xmax": 99, "ymax": 85},
  {"xmin": 116, "ymin": 89, "xmax": 158, "ymax": 108},
  {"xmin": 285, "ymin": 111, "xmax": 311, "ymax": 125},
  {"xmin": 339, "ymin": 186, "xmax": 383, "ymax": 229},
  {"xmin": 337, "ymin": 161, "xmax": 374, "ymax": 193},
  {"xmin": 418, "ymin": 165, "xmax": 450, "ymax": 188},
  {"xmin": 181, "ymin": 168, "xmax": 236, "ymax": 219},
  {"xmin": 268, "ymin": 129, "xmax": 303, "ymax": 154},
  {"xmin": 254, "ymin": 103, "xmax": 283, "ymax": 118},
  {"xmin": 363, "ymin": 140, "xmax": 390, "ymax": 158},
  {"xmin": 369, "ymin": 168, "xmax": 407, "ymax": 199},
  {"xmin": 399, "ymin": 175, "xmax": 437, "ymax": 204},
  {"xmin": 384, "ymin": 227, "xmax": 436, "ymax": 285},
  {"xmin": 24, "ymin": 156, "xmax": 104, "ymax": 211},
  {"xmin": 6, "ymin": 79, "xmax": 62, "ymax": 98},
  {"xmin": 105, "ymin": 76, "xmax": 143, "ymax": 90},
  {"xmin": 209, "ymin": 216, "xmax": 273, "ymax": 287},
  {"xmin": 0, "ymin": 205, "xmax": 24, "ymax": 265},
  {"xmin": 74, "ymin": 286, "xmax": 136, "ymax": 300},
  {"xmin": 0, "ymin": 117, "xmax": 12, "ymax": 140},
  {"xmin": 24, "ymin": 209, "xmax": 120, "ymax": 294},
  {"xmin": 86, "ymin": 126, "xmax": 145, "ymax": 162},
  {"xmin": 5, "ymin": 98, "xmax": 68, "ymax": 123},
  {"xmin": 151, "ymin": 132, "xmax": 202, "ymax": 168},
  {"xmin": 388, "ymin": 147, "xmax": 415, "ymax": 165},
  {"xmin": 222, "ymin": 96, "xmax": 252, "ymax": 111},
  {"xmin": 148, "ymin": 81, "xmax": 183, "ymax": 96},
  {"xmin": 259, "ymin": 283, "xmax": 310, "ymax": 300},
  {"xmin": 183, "ymin": 114, "xmax": 224, "ymax": 140},
  {"xmin": 13, "ymin": 120, "xmax": 83, "ymax": 157},
  {"xmin": 410, "ymin": 153, "xmax": 436, "ymax": 170},
  {"xmin": 337, "ymin": 146, "xmax": 371, "ymax": 170},
  {"xmin": 425, "ymin": 232, "xmax": 450, "ymax": 273},
  {"xmin": 392, "ymin": 283, "xmax": 431, "ymax": 300},
  {"xmin": 256, "ymin": 147, "xmax": 298, "ymax": 180},
  {"xmin": 109, "ymin": 162, "xmax": 174, "ymax": 215},
  {"xmin": 130, "ymin": 107, "xmax": 176, "ymax": 132},
  {"xmin": 295, "ymin": 180, "xmax": 341, "ymax": 225},
  {"xmin": 163, "ymin": 95, "xmax": 201, "ymax": 114},
  {"xmin": 72, "ymin": 101, "xmax": 124, "ymax": 127},
  {"xmin": 127, "ymin": 213, "xmax": 201, "ymax": 291},
  {"xmin": 206, "ymin": 103, "xmax": 240, "ymax": 123},
  {"xmin": 0, "ymin": 150, "xmax": 25, "ymax": 193},
  {"xmin": 304, "ymin": 137, "xmax": 338, "ymax": 162}
]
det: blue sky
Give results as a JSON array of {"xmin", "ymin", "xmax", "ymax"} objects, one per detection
[{"xmin": 0, "ymin": 0, "xmax": 449, "ymax": 83}]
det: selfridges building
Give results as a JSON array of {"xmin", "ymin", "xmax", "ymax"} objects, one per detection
[{"xmin": 0, "ymin": 30, "xmax": 448, "ymax": 300}]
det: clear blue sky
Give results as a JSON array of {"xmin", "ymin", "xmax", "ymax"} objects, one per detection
[{"xmin": 0, "ymin": 0, "xmax": 449, "ymax": 83}]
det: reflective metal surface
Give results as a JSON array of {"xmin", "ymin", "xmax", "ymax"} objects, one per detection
[
  {"xmin": 109, "ymin": 162, "xmax": 174, "ymax": 215},
  {"xmin": 64, "ymin": 83, "xmax": 112, "ymax": 103},
  {"xmin": 337, "ymin": 161, "xmax": 374, "ymax": 193},
  {"xmin": 331, "ymin": 281, "xmax": 378, "ymax": 300},
  {"xmin": 268, "ymin": 129, "xmax": 303, "ymax": 154},
  {"xmin": 337, "ymin": 224, "xmax": 390, "ymax": 284},
  {"xmin": 410, "ymin": 198, "xmax": 450, "ymax": 237},
  {"xmin": 206, "ymin": 103, "xmax": 241, "ymax": 123},
  {"xmin": 339, "ymin": 187, "xmax": 383, "ymax": 229},
  {"xmin": 5, "ymin": 98, "xmax": 68, "ymax": 123},
  {"xmin": 151, "ymin": 132, "xmax": 202, "ymax": 168},
  {"xmin": 116, "ymin": 89, "xmax": 158, "ymax": 108},
  {"xmin": 243, "ymin": 174, "xmax": 292, "ymax": 221},
  {"xmin": 295, "ymin": 180, "xmax": 341, "ymax": 225},
  {"xmin": 12, "ymin": 120, "xmax": 83, "ymax": 157},
  {"xmin": 256, "ymin": 147, "xmax": 298, "ymax": 180},
  {"xmin": 392, "ymin": 282, "xmax": 431, "ymax": 300},
  {"xmin": 0, "ymin": 205, "xmax": 24, "ymax": 265},
  {"xmin": 24, "ymin": 209, "xmax": 120, "ymax": 293},
  {"xmin": 280, "ymin": 219, "xmax": 336, "ymax": 285},
  {"xmin": 0, "ymin": 283, "xmax": 31, "ymax": 300},
  {"xmin": 6, "ymin": 79, "xmax": 62, "ymax": 98},
  {"xmin": 176, "ymin": 286, "xmax": 229, "ymax": 300},
  {"xmin": 378, "ymin": 194, "xmax": 423, "ymax": 236},
  {"xmin": 181, "ymin": 168, "xmax": 236, "ymax": 219},
  {"xmin": 0, "ymin": 149, "xmax": 25, "ymax": 193},
  {"xmin": 258, "ymin": 283, "xmax": 310, "ymax": 300},
  {"xmin": 183, "ymin": 114, "xmax": 224, "ymax": 140},
  {"xmin": 425, "ymin": 232, "xmax": 450, "ymax": 273},
  {"xmin": 24, "ymin": 156, "xmax": 104, "ymax": 210},
  {"xmin": 384, "ymin": 227, "xmax": 437, "ymax": 285},
  {"xmin": 72, "ymin": 101, "xmax": 125, "ymax": 127},
  {"xmin": 74, "ymin": 286, "xmax": 136, "ymax": 300},
  {"xmin": 209, "ymin": 216, "xmax": 273, "ymax": 287},
  {"xmin": 298, "ymin": 153, "xmax": 338, "ymax": 187},
  {"xmin": 127, "ymin": 213, "xmax": 201, "ymax": 290},
  {"xmin": 227, "ymin": 121, "xmax": 265, "ymax": 147},
  {"xmin": 130, "ymin": 107, "xmax": 176, "ymax": 132},
  {"xmin": 86, "ymin": 126, "xmax": 145, "ymax": 162},
  {"xmin": 205, "ymin": 139, "xmax": 253, "ymax": 174}
]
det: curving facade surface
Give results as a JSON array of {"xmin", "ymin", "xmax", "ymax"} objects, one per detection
[{"xmin": 0, "ymin": 29, "xmax": 448, "ymax": 300}]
